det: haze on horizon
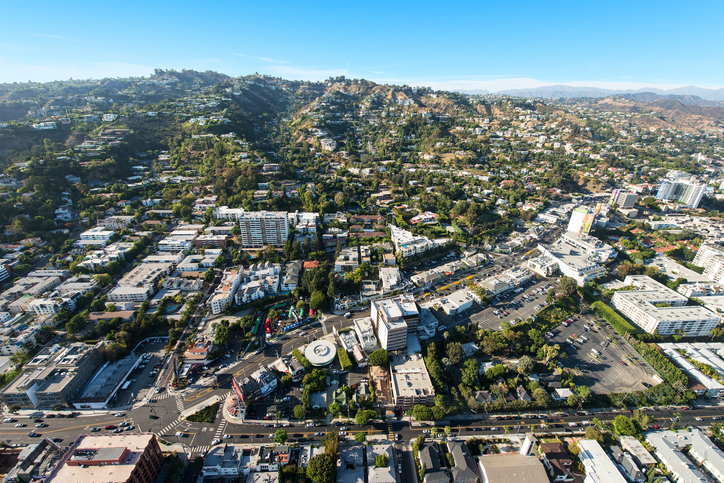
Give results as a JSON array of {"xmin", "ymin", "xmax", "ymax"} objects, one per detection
[{"xmin": 1, "ymin": 0, "xmax": 722, "ymax": 92}]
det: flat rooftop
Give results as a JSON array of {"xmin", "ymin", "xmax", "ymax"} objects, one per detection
[{"xmin": 75, "ymin": 354, "xmax": 141, "ymax": 404}]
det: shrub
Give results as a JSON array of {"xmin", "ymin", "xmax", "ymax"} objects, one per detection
[
  {"xmin": 591, "ymin": 301, "xmax": 636, "ymax": 335},
  {"xmin": 337, "ymin": 348, "xmax": 353, "ymax": 371}
]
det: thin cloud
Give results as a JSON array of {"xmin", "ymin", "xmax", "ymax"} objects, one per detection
[
  {"xmin": 231, "ymin": 53, "xmax": 290, "ymax": 64},
  {"xmin": 370, "ymin": 71, "xmax": 394, "ymax": 76},
  {"xmin": 30, "ymin": 33, "xmax": 89, "ymax": 43}
]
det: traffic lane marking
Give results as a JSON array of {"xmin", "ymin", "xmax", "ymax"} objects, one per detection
[{"xmin": 0, "ymin": 418, "xmax": 128, "ymax": 435}]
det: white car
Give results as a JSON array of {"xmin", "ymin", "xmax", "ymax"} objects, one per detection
[
  {"xmin": 695, "ymin": 417, "xmax": 703, "ymax": 422},
  {"xmin": 212, "ymin": 438, "xmax": 221, "ymax": 445}
]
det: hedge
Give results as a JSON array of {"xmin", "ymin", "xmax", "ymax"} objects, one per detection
[
  {"xmin": 338, "ymin": 348, "xmax": 353, "ymax": 371},
  {"xmin": 293, "ymin": 348, "xmax": 312, "ymax": 370},
  {"xmin": 591, "ymin": 301, "xmax": 636, "ymax": 335},
  {"xmin": 633, "ymin": 341, "xmax": 688, "ymax": 387}
]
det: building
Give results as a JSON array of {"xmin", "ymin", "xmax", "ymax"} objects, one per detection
[
  {"xmin": 353, "ymin": 317, "xmax": 378, "ymax": 352},
  {"xmin": 78, "ymin": 226, "xmax": 115, "ymax": 246},
  {"xmin": 0, "ymin": 342, "xmax": 104, "ymax": 409},
  {"xmin": 335, "ymin": 247, "xmax": 360, "ymax": 273},
  {"xmin": 5, "ymin": 438, "xmax": 65, "ymax": 483},
  {"xmin": 177, "ymin": 254, "xmax": 217, "ymax": 272},
  {"xmin": 447, "ymin": 441, "xmax": 480, "ymax": 483},
  {"xmin": 281, "ymin": 260, "xmax": 302, "ymax": 292},
  {"xmin": 567, "ymin": 207, "xmax": 597, "ymax": 235},
  {"xmin": 477, "ymin": 267, "xmax": 534, "ymax": 296},
  {"xmin": 367, "ymin": 445, "xmax": 396, "ymax": 483},
  {"xmin": 657, "ymin": 343, "xmax": 724, "ymax": 396},
  {"xmin": 539, "ymin": 442, "xmax": 574, "ymax": 482},
  {"xmin": 645, "ymin": 429, "xmax": 721, "ymax": 483},
  {"xmin": 237, "ymin": 211, "xmax": 290, "ymax": 248},
  {"xmin": 611, "ymin": 275, "xmax": 719, "ymax": 337},
  {"xmin": 99, "ymin": 216, "xmax": 134, "ymax": 230},
  {"xmin": 288, "ymin": 211, "xmax": 320, "ymax": 234},
  {"xmin": 609, "ymin": 446, "xmax": 644, "ymax": 483},
  {"xmin": 208, "ymin": 268, "xmax": 243, "ymax": 315},
  {"xmin": 619, "ymin": 436, "xmax": 656, "ymax": 468},
  {"xmin": 195, "ymin": 234, "xmax": 228, "ymax": 248},
  {"xmin": 656, "ymin": 175, "xmax": 706, "ymax": 209},
  {"xmin": 390, "ymin": 342, "xmax": 435, "ymax": 409},
  {"xmin": 429, "ymin": 289, "xmax": 474, "ymax": 316},
  {"xmin": 610, "ymin": 190, "xmax": 638, "ymax": 209},
  {"xmin": 389, "ymin": 225, "xmax": 441, "ymax": 258},
  {"xmin": 559, "ymin": 232, "xmax": 616, "ymax": 262},
  {"xmin": 108, "ymin": 263, "xmax": 173, "ymax": 302},
  {"xmin": 337, "ymin": 446, "xmax": 364, "ymax": 483},
  {"xmin": 477, "ymin": 454, "xmax": 549, "ymax": 483},
  {"xmin": 379, "ymin": 267, "xmax": 402, "ymax": 292},
  {"xmin": 692, "ymin": 244, "xmax": 724, "ymax": 284},
  {"xmin": 577, "ymin": 440, "xmax": 627, "ymax": 483},
  {"xmin": 45, "ymin": 433, "xmax": 163, "ymax": 483},
  {"xmin": 538, "ymin": 240, "xmax": 608, "ymax": 286},
  {"xmin": 235, "ymin": 262, "xmax": 280, "ymax": 304},
  {"xmin": 79, "ymin": 242, "xmax": 135, "ymax": 270},
  {"xmin": 419, "ymin": 444, "xmax": 450, "ymax": 483},
  {"xmin": 371, "ymin": 295, "xmax": 419, "ymax": 351},
  {"xmin": 304, "ymin": 339, "xmax": 338, "ymax": 367},
  {"xmin": 74, "ymin": 353, "xmax": 142, "ymax": 409}
]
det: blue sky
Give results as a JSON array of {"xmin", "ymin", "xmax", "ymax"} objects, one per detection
[{"xmin": 1, "ymin": 0, "xmax": 723, "ymax": 91}]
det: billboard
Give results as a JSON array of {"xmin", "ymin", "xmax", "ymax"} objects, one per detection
[{"xmin": 232, "ymin": 377, "xmax": 245, "ymax": 403}]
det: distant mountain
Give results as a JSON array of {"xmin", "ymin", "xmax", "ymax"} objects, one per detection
[{"xmin": 458, "ymin": 84, "xmax": 724, "ymax": 103}]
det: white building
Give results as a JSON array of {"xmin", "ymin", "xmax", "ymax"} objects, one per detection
[
  {"xmin": 656, "ymin": 174, "xmax": 706, "ymax": 209},
  {"xmin": 108, "ymin": 262, "xmax": 172, "ymax": 303},
  {"xmin": 611, "ymin": 275, "xmax": 719, "ymax": 337},
  {"xmin": 371, "ymin": 295, "xmax": 418, "ymax": 351},
  {"xmin": 237, "ymin": 211, "xmax": 290, "ymax": 248},
  {"xmin": 610, "ymin": 190, "xmax": 638, "ymax": 209},
  {"xmin": 390, "ymin": 343, "xmax": 435, "ymax": 408},
  {"xmin": 379, "ymin": 267, "xmax": 402, "ymax": 292},
  {"xmin": 288, "ymin": 211, "xmax": 320, "ymax": 234},
  {"xmin": 353, "ymin": 317, "xmax": 378, "ymax": 352},
  {"xmin": 389, "ymin": 225, "xmax": 440, "ymax": 258},
  {"xmin": 537, "ymin": 241, "xmax": 607, "ymax": 287},
  {"xmin": 645, "ymin": 430, "xmax": 719, "ymax": 483},
  {"xmin": 577, "ymin": 440, "xmax": 628, "ymax": 483},
  {"xmin": 78, "ymin": 242, "xmax": 134, "ymax": 270},
  {"xmin": 567, "ymin": 207, "xmax": 597, "ymax": 235},
  {"xmin": 78, "ymin": 226, "xmax": 115, "ymax": 247},
  {"xmin": 208, "ymin": 268, "xmax": 243, "ymax": 314},
  {"xmin": 429, "ymin": 289, "xmax": 474, "ymax": 316},
  {"xmin": 657, "ymin": 343, "xmax": 724, "ymax": 396},
  {"xmin": 234, "ymin": 262, "xmax": 280, "ymax": 304},
  {"xmin": 177, "ymin": 254, "xmax": 217, "ymax": 272}
]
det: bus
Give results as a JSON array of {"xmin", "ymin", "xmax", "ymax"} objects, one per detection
[{"xmin": 120, "ymin": 380, "xmax": 132, "ymax": 391}]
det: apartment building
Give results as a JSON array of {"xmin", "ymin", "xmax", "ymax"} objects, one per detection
[
  {"xmin": 108, "ymin": 262, "xmax": 172, "ymax": 302},
  {"xmin": 390, "ymin": 348, "xmax": 435, "ymax": 409},
  {"xmin": 99, "ymin": 216, "xmax": 134, "ymax": 230},
  {"xmin": 208, "ymin": 268, "xmax": 243, "ymax": 314},
  {"xmin": 237, "ymin": 211, "xmax": 290, "ymax": 248},
  {"xmin": 611, "ymin": 275, "xmax": 719, "ymax": 337},
  {"xmin": 656, "ymin": 173, "xmax": 706, "ymax": 209}
]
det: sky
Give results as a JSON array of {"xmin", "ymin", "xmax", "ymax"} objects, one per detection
[{"xmin": 1, "ymin": 0, "xmax": 723, "ymax": 91}]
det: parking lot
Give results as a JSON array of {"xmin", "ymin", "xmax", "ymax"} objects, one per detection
[
  {"xmin": 550, "ymin": 313, "xmax": 660, "ymax": 394},
  {"xmin": 115, "ymin": 340, "xmax": 168, "ymax": 406},
  {"xmin": 468, "ymin": 279, "xmax": 557, "ymax": 331}
]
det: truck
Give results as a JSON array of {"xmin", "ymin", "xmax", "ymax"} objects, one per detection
[
  {"xmin": 591, "ymin": 348, "xmax": 601, "ymax": 356},
  {"xmin": 344, "ymin": 312, "xmax": 351, "ymax": 319}
]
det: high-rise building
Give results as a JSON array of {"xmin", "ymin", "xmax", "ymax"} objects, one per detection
[
  {"xmin": 237, "ymin": 211, "xmax": 290, "ymax": 248},
  {"xmin": 370, "ymin": 294, "xmax": 418, "ymax": 351},
  {"xmin": 610, "ymin": 190, "xmax": 638, "ymax": 209},
  {"xmin": 655, "ymin": 175, "xmax": 706, "ymax": 209}
]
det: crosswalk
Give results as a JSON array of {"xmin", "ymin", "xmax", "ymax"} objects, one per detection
[
  {"xmin": 386, "ymin": 422, "xmax": 394, "ymax": 441},
  {"xmin": 157, "ymin": 417, "xmax": 183, "ymax": 437},
  {"xmin": 214, "ymin": 420, "xmax": 228, "ymax": 439},
  {"xmin": 175, "ymin": 394, "xmax": 185, "ymax": 413},
  {"xmin": 190, "ymin": 445, "xmax": 210, "ymax": 455},
  {"xmin": 147, "ymin": 393, "xmax": 174, "ymax": 404}
]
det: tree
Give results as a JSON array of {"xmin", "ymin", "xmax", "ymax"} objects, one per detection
[
  {"xmin": 585, "ymin": 425, "xmax": 604, "ymax": 444},
  {"xmin": 230, "ymin": 225, "xmax": 241, "ymax": 236},
  {"xmin": 375, "ymin": 454, "xmax": 389, "ymax": 468},
  {"xmin": 460, "ymin": 359, "xmax": 480, "ymax": 387},
  {"xmin": 8, "ymin": 405, "xmax": 20, "ymax": 414},
  {"xmin": 65, "ymin": 315, "xmax": 86, "ymax": 334},
  {"xmin": 413, "ymin": 405, "xmax": 434, "ymax": 421},
  {"xmin": 533, "ymin": 387, "xmax": 550, "ymax": 407},
  {"xmin": 214, "ymin": 324, "xmax": 229, "ymax": 347},
  {"xmin": 369, "ymin": 349, "xmax": 389, "ymax": 367},
  {"xmin": 322, "ymin": 432, "xmax": 340, "ymax": 458},
  {"xmin": 517, "ymin": 355, "xmax": 534, "ymax": 375},
  {"xmin": 558, "ymin": 276, "xmax": 578, "ymax": 297},
  {"xmin": 356, "ymin": 409, "xmax": 376, "ymax": 426},
  {"xmin": 274, "ymin": 429, "xmax": 288, "ymax": 444},
  {"xmin": 310, "ymin": 291, "xmax": 327, "ymax": 311},
  {"xmin": 445, "ymin": 342, "xmax": 464, "ymax": 364},
  {"xmin": 330, "ymin": 403, "xmax": 340, "ymax": 417},
  {"xmin": 204, "ymin": 268, "xmax": 215, "ymax": 283},
  {"xmin": 546, "ymin": 288, "xmax": 556, "ymax": 304},
  {"xmin": 613, "ymin": 415, "xmax": 638, "ymax": 436},
  {"xmin": 281, "ymin": 374, "xmax": 292, "ymax": 387},
  {"xmin": 307, "ymin": 454, "xmax": 336, "ymax": 483},
  {"xmin": 94, "ymin": 273, "xmax": 112, "ymax": 286},
  {"xmin": 566, "ymin": 394, "xmax": 580, "ymax": 408},
  {"xmin": 354, "ymin": 432, "xmax": 367, "ymax": 443},
  {"xmin": 294, "ymin": 404, "xmax": 305, "ymax": 420}
]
